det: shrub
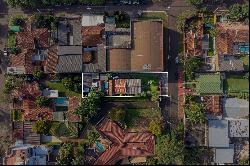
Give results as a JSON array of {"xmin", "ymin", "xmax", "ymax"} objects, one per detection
[
  {"xmin": 108, "ymin": 109, "xmax": 126, "ymax": 122},
  {"xmin": 148, "ymin": 120, "xmax": 162, "ymax": 136},
  {"xmin": 33, "ymin": 70, "xmax": 46, "ymax": 80},
  {"xmin": 32, "ymin": 120, "xmax": 51, "ymax": 135},
  {"xmin": 35, "ymin": 96, "xmax": 50, "ymax": 107}
]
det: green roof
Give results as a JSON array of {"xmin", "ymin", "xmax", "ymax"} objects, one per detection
[
  {"xmin": 9, "ymin": 26, "xmax": 20, "ymax": 32},
  {"xmin": 196, "ymin": 74, "xmax": 223, "ymax": 94}
]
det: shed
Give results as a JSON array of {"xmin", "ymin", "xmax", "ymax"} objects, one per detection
[{"xmin": 214, "ymin": 144, "xmax": 234, "ymax": 164}]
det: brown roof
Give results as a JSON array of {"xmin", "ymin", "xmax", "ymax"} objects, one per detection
[
  {"xmin": 44, "ymin": 45, "xmax": 58, "ymax": 73},
  {"xmin": 95, "ymin": 119, "xmax": 155, "ymax": 165},
  {"xmin": 185, "ymin": 25, "xmax": 203, "ymax": 57},
  {"xmin": 216, "ymin": 22, "xmax": 249, "ymax": 55},
  {"xmin": 108, "ymin": 21, "xmax": 163, "ymax": 72},
  {"xmin": 12, "ymin": 82, "xmax": 42, "ymax": 99},
  {"xmin": 16, "ymin": 28, "xmax": 49, "ymax": 50},
  {"xmin": 203, "ymin": 95, "xmax": 222, "ymax": 116},
  {"xmin": 22, "ymin": 99, "xmax": 53, "ymax": 121},
  {"xmin": 10, "ymin": 49, "xmax": 37, "ymax": 74},
  {"xmin": 82, "ymin": 25, "xmax": 104, "ymax": 47},
  {"xmin": 108, "ymin": 49, "xmax": 131, "ymax": 71},
  {"xmin": 67, "ymin": 97, "xmax": 81, "ymax": 122}
]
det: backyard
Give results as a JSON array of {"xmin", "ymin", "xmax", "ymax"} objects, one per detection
[
  {"xmin": 45, "ymin": 81, "xmax": 81, "ymax": 97},
  {"xmin": 225, "ymin": 74, "xmax": 249, "ymax": 93}
]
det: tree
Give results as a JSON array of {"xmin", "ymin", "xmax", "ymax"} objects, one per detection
[
  {"xmin": 148, "ymin": 120, "xmax": 162, "ymax": 136},
  {"xmin": 176, "ymin": 10, "xmax": 197, "ymax": 32},
  {"xmin": 185, "ymin": 102, "xmax": 205, "ymax": 125},
  {"xmin": 108, "ymin": 109, "xmax": 126, "ymax": 122},
  {"xmin": 184, "ymin": 57, "xmax": 203, "ymax": 81},
  {"xmin": 184, "ymin": 147, "xmax": 205, "ymax": 165},
  {"xmin": 33, "ymin": 70, "xmax": 46, "ymax": 80},
  {"xmin": 56, "ymin": 143, "xmax": 74, "ymax": 165},
  {"xmin": 86, "ymin": 128, "xmax": 100, "ymax": 145},
  {"xmin": 32, "ymin": 120, "xmax": 51, "ymax": 135},
  {"xmin": 186, "ymin": 0, "xmax": 203, "ymax": 7},
  {"xmin": 75, "ymin": 90, "xmax": 102, "ymax": 122},
  {"xmin": 156, "ymin": 133, "xmax": 184, "ymax": 165},
  {"xmin": 62, "ymin": 77, "xmax": 74, "ymax": 90},
  {"xmin": 79, "ymin": 0, "xmax": 105, "ymax": 5},
  {"xmin": 35, "ymin": 96, "xmax": 50, "ymax": 107},
  {"xmin": 229, "ymin": 4, "xmax": 249, "ymax": 22},
  {"xmin": 71, "ymin": 141, "xmax": 86, "ymax": 165}
]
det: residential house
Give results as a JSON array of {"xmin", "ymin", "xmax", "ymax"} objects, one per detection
[
  {"xmin": 216, "ymin": 22, "xmax": 249, "ymax": 56},
  {"xmin": 3, "ymin": 141, "xmax": 50, "ymax": 165},
  {"xmin": 218, "ymin": 55, "xmax": 244, "ymax": 72},
  {"xmin": 108, "ymin": 20, "xmax": 164, "ymax": 72},
  {"xmin": 94, "ymin": 119, "xmax": 155, "ymax": 165},
  {"xmin": 223, "ymin": 98, "xmax": 249, "ymax": 119},
  {"xmin": 8, "ymin": 27, "xmax": 49, "ymax": 74}
]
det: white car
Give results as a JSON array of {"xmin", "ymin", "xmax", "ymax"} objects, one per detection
[{"xmin": 3, "ymin": 48, "xmax": 8, "ymax": 56}]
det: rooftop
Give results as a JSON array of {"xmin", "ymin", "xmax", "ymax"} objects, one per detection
[
  {"xmin": 214, "ymin": 144, "xmax": 234, "ymax": 164},
  {"xmin": 208, "ymin": 120, "xmax": 229, "ymax": 147},
  {"xmin": 12, "ymin": 82, "xmax": 42, "ymax": 99},
  {"xmin": 82, "ymin": 25, "xmax": 104, "ymax": 47},
  {"xmin": 216, "ymin": 22, "xmax": 249, "ymax": 55},
  {"xmin": 223, "ymin": 98, "xmax": 249, "ymax": 119},
  {"xmin": 229, "ymin": 119, "xmax": 249, "ymax": 138},
  {"xmin": 203, "ymin": 95, "xmax": 222, "ymax": 116},
  {"xmin": 94, "ymin": 119, "xmax": 155, "ymax": 165},
  {"xmin": 108, "ymin": 20, "xmax": 163, "ymax": 72},
  {"xmin": 219, "ymin": 55, "xmax": 244, "ymax": 71},
  {"xmin": 82, "ymin": 14, "xmax": 104, "ymax": 26},
  {"xmin": 67, "ymin": 97, "xmax": 81, "ymax": 122}
]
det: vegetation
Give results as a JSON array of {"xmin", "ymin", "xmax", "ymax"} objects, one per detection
[
  {"xmin": 184, "ymin": 57, "xmax": 203, "ymax": 81},
  {"xmin": 50, "ymin": 122, "xmax": 78, "ymax": 138},
  {"xmin": 46, "ymin": 81, "xmax": 81, "ymax": 97},
  {"xmin": 75, "ymin": 90, "xmax": 103, "ymax": 123},
  {"xmin": 33, "ymin": 70, "xmax": 46, "ymax": 80},
  {"xmin": 183, "ymin": 147, "xmax": 208, "ymax": 165},
  {"xmin": 79, "ymin": 0, "xmax": 105, "ymax": 5},
  {"xmin": 241, "ymin": 56, "xmax": 249, "ymax": 70},
  {"xmin": 124, "ymin": 108, "xmax": 162, "ymax": 130},
  {"xmin": 9, "ymin": 15, "xmax": 25, "ymax": 27},
  {"xmin": 33, "ymin": 13, "xmax": 59, "ymax": 30},
  {"xmin": 32, "ymin": 120, "xmax": 51, "ymax": 135},
  {"xmin": 114, "ymin": 11, "xmax": 130, "ymax": 28},
  {"xmin": 7, "ymin": 32, "xmax": 16, "ymax": 49},
  {"xmin": 156, "ymin": 133, "xmax": 184, "ymax": 165},
  {"xmin": 86, "ymin": 128, "xmax": 100, "ymax": 145},
  {"xmin": 108, "ymin": 109, "xmax": 126, "ymax": 122},
  {"xmin": 176, "ymin": 10, "xmax": 197, "ymax": 32},
  {"xmin": 185, "ymin": 101, "xmax": 205, "ymax": 125},
  {"xmin": 148, "ymin": 120, "xmax": 162, "ymax": 136},
  {"xmin": 56, "ymin": 143, "xmax": 74, "ymax": 165},
  {"xmin": 239, "ymin": 157, "xmax": 249, "ymax": 165},
  {"xmin": 35, "ymin": 96, "xmax": 51, "ymax": 107},
  {"xmin": 3, "ymin": 75, "xmax": 24, "ymax": 94},
  {"xmin": 12, "ymin": 109, "xmax": 22, "ymax": 121},
  {"xmin": 228, "ymin": 4, "xmax": 249, "ymax": 24},
  {"xmin": 225, "ymin": 74, "xmax": 249, "ymax": 93},
  {"xmin": 71, "ymin": 141, "xmax": 86, "ymax": 165},
  {"xmin": 7, "ymin": 0, "xmax": 78, "ymax": 8},
  {"xmin": 186, "ymin": 0, "xmax": 203, "ymax": 7}
]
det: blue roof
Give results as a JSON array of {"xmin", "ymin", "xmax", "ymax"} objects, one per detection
[{"xmin": 209, "ymin": 120, "xmax": 229, "ymax": 147}]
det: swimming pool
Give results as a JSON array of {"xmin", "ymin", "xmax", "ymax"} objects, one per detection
[
  {"xmin": 239, "ymin": 45, "xmax": 249, "ymax": 54},
  {"xmin": 96, "ymin": 142, "xmax": 105, "ymax": 152},
  {"xmin": 55, "ymin": 97, "xmax": 68, "ymax": 106}
]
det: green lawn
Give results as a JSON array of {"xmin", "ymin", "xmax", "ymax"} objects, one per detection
[
  {"xmin": 50, "ymin": 122, "xmax": 78, "ymax": 138},
  {"xmin": 46, "ymin": 81, "xmax": 81, "ymax": 97},
  {"xmin": 124, "ymin": 108, "xmax": 162, "ymax": 130},
  {"xmin": 225, "ymin": 75, "xmax": 249, "ymax": 93},
  {"xmin": 7, "ymin": 33, "xmax": 16, "ymax": 48},
  {"xmin": 240, "ymin": 56, "xmax": 249, "ymax": 70}
]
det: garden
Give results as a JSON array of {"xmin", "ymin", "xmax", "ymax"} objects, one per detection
[
  {"xmin": 225, "ymin": 74, "xmax": 249, "ymax": 100},
  {"xmin": 46, "ymin": 74, "xmax": 82, "ymax": 97},
  {"xmin": 113, "ymin": 11, "xmax": 130, "ymax": 28}
]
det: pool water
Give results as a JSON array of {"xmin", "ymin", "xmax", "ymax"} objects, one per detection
[
  {"xmin": 55, "ymin": 97, "xmax": 68, "ymax": 106},
  {"xmin": 239, "ymin": 45, "xmax": 249, "ymax": 54},
  {"xmin": 96, "ymin": 142, "xmax": 105, "ymax": 152}
]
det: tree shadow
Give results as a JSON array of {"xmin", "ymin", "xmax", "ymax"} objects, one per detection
[{"xmin": 0, "ymin": 0, "xmax": 8, "ymax": 15}]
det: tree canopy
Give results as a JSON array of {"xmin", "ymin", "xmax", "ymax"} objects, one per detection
[
  {"xmin": 35, "ymin": 96, "xmax": 51, "ymax": 107},
  {"xmin": 184, "ymin": 101, "xmax": 205, "ymax": 125},
  {"xmin": 156, "ymin": 133, "xmax": 184, "ymax": 165},
  {"xmin": 56, "ymin": 143, "xmax": 74, "ymax": 165},
  {"xmin": 228, "ymin": 4, "xmax": 249, "ymax": 23},
  {"xmin": 32, "ymin": 120, "xmax": 51, "ymax": 135},
  {"xmin": 148, "ymin": 120, "xmax": 162, "ymax": 136},
  {"xmin": 75, "ymin": 90, "xmax": 103, "ymax": 122},
  {"xmin": 108, "ymin": 109, "xmax": 126, "ymax": 122},
  {"xmin": 184, "ymin": 57, "xmax": 203, "ymax": 81}
]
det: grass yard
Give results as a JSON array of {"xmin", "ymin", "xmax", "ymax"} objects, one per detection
[
  {"xmin": 124, "ymin": 108, "xmax": 162, "ymax": 131},
  {"xmin": 46, "ymin": 81, "xmax": 81, "ymax": 97},
  {"xmin": 225, "ymin": 75, "xmax": 249, "ymax": 93},
  {"xmin": 240, "ymin": 56, "xmax": 249, "ymax": 70},
  {"xmin": 50, "ymin": 122, "xmax": 78, "ymax": 138},
  {"xmin": 7, "ymin": 33, "xmax": 16, "ymax": 48}
]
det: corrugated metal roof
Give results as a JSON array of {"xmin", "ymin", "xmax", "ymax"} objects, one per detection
[
  {"xmin": 82, "ymin": 14, "xmax": 104, "ymax": 26},
  {"xmin": 58, "ymin": 46, "xmax": 82, "ymax": 55},
  {"xmin": 56, "ymin": 54, "xmax": 83, "ymax": 73},
  {"xmin": 208, "ymin": 120, "xmax": 229, "ymax": 147}
]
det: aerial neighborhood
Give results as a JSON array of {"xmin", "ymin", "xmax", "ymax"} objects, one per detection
[{"xmin": 0, "ymin": 0, "xmax": 248, "ymax": 165}]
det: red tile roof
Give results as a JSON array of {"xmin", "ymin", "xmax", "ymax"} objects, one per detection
[
  {"xmin": 95, "ymin": 119, "xmax": 155, "ymax": 165},
  {"xmin": 44, "ymin": 45, "xmax": 58, "ymax": 73},
  {"xmin": 216, "ymin": 22, "xmax": 249, "ymax": 55},
  {"xmin": 22, "ymin": 99, "xmax": 53, "ymax": 121},
  {"xmin": 82, "ymin": 25, "xmax": 104, "ymax": 47},
  {"xmin": 203, "ymin": 95, "xmax": 222, "ymax": 115},
  {"xmin": 12, "ymin": 82, "xmax": 42, "ymax": 99},
  {"xmin": 67, "ymin": 97, "xmax": 81, "ymax": 122},
  {"xmin": 16, "ymin": 28, "xmax": 49, "ymax": 50},
  {"xmin": 10, "ymin": 49, "xmax": 38, "ymax": 74}
]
